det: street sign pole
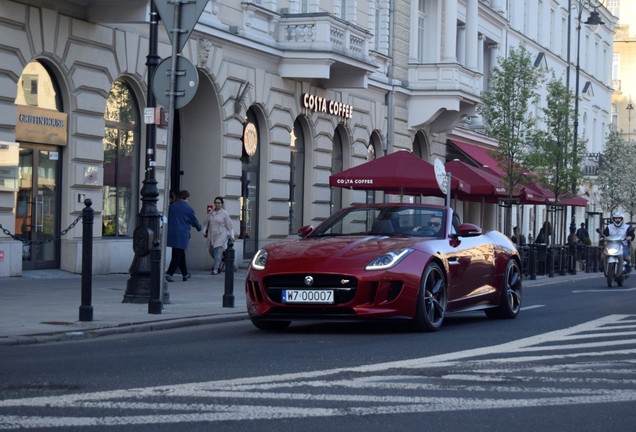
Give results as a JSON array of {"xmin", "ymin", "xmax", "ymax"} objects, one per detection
[
  {"xmin": 126, "ymin": 0, "xmax": 206, "ymax": 311},
  {"xmin": 159, "ymin": 0, "xmax": 185, "ymax": 305}
]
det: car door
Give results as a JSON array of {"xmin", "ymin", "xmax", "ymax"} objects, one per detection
[{"xmin": 444, "ymin": 234, "xmax": 496, "ymax": 309}]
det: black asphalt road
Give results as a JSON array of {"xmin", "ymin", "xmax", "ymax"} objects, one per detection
[{"xmin": 1, "ymin": 276, "xmax": 635, "ymax": 431}]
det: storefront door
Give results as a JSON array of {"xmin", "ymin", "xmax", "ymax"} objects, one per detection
[{"xmin": 15, "ymin": 144, "xmax": 61, "ymax": 269}]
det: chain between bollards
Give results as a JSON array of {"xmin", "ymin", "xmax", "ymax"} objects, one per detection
[
  {"xmin": 223, "ymin": 236, "xmax": 235, "ymax": 308},
  {"xmin": 79, "ymin": 199, "xmax": 94, "ymax": 322}
]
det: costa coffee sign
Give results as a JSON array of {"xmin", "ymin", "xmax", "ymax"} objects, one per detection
[{"xmin": 302, "ymin": 93, "xmax": 353, "ymax": 120}]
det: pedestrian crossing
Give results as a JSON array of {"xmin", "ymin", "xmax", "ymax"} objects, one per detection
[{"xmin": 1, "ymin": 315, "xmax": 635, "ymax": 429}]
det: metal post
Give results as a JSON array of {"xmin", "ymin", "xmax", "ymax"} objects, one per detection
[
  {"xmin": 529, "ymin": 246, "xmax": 537, "ymax": 280},
  {"xmin": 79, "ymin": 199, "xmax": 94, "ymax": 322},
  {"xmin": 223, "ymin": 237, "xmax": 235, "ymax": 308},
  {"xmin": 547, "ymin": 246, "xmax": 555, "ymax": 278}
]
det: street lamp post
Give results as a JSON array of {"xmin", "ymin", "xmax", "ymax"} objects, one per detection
[
  {"xmin": 124, "ymin": 2, "xmax": 163, "ymax": 310},
  {"xmin": 567, "ymin": 0, "xmax": 605, "ymax": 233}
]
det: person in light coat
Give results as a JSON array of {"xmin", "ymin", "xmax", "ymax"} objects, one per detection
[{"xmin": 204, "ymin": 196, "xmax": 235, "ymax": 275}]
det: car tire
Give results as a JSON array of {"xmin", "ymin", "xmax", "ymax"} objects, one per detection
[
  {"xmin": 485, "ymin": 259, "xmax": 522, "ymax": 319},
  {"xmin": 412, "ymin": 262, "xmax": 447, "ymax": 332},
  {"xmin": 250, "ymin": 318, "xmax": 291, "ymax": 331}
]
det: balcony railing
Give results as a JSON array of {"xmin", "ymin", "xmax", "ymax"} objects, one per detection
[
  {"xmin": 276, "ymin": 13, "xmax": 372, "ymax": 62},
  {"xmin": 583, "ymin": 152, "xmax": 602, "ymax": 176}
]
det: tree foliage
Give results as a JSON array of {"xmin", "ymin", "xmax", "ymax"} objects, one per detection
[
  {"xmin": 477, "ymin": 45, "xmax": 543, "ymax": 234},
  {"xmin": 527, "ymin": 76, "xmax": 585, "ymax": 202},
  {"xmin": 478, "ymin": 45, "xmax": 543, "ymax": 195},
  {"xmin": 598, "ymin": 127, "xmax": 636, "ymax": 217}
]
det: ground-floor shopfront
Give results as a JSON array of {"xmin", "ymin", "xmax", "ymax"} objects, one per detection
[{"xmin": 0, "ymin": 0, "xmax": 580, "ymax": 277}]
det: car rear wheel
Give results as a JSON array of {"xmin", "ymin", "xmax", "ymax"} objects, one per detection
[
  {"xmin": 485, "ymin": 259, "xmax": 522, "ymax": 319},
  {"xmin": 250, "ymin": 318, "xmax": 291, "ymax": 331},
  {"xmin": 413, "ymin": 262, "xmax": 447, "ymax": 332}
]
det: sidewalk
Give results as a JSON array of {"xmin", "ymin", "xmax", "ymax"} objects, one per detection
[
  {"xmin": 0, "ymin": 268, "xmax": 603, "ymax": 345},
  {"xmin": 0, "ymin": 269, "xmax": 247, "ymax": 345}
]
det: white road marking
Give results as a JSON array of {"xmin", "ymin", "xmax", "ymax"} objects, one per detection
[
  {"xmin": 521, "ymin": 304, "xmax": 545, "ymax": 311},
  {"xmin": 1, "ymin": 314, "xmax": 635, "ymax": 429},
  {"xmin": 573, "ymin": 287, "xmax": 636, "ymax": 293}
]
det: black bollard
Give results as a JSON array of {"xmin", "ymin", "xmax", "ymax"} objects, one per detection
[
  {"xmin": 546, "ymin": 246, "xmax": 555, "ymax": 278},
  {"xmin": 79, "ymin": 199, "xmax": 94, "ymax": 322},
  {"xmin": 568, "ymin": 245, "xmax": 576, "ymax": 275},
  {"xmin": 529, "ymin": 246, "xmax": 537, "ymax": 280},
  {"xmin": 223, "ymin": 237, "xmax": 235, "ymax": 308}
]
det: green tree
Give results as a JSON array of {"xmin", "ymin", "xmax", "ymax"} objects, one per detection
[
  {"xmin": 527, "ymin": 76, "xmax": 585, "ymax": 203},
  {"xmin": 478, "ymin": 45, "xmax": 544, "ymax": 236}
]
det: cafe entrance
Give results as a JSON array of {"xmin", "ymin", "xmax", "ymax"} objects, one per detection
[{"xmin": 15, "ymin": 143, "xmax": 62, "ymax": 269}]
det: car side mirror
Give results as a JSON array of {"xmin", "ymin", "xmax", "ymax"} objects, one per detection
[
  {"xmin": 457, "ymin": 223, "xmax": 482, "ymax": 237},
  {"xmin": 298, "ymin": 225, "xmax": 314, "ymax": 237}
]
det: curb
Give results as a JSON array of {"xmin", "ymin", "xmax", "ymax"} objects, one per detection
[
  {"xmin": 0, "ymin": 313, "xmax": 248, "ymax": 346},
  {"xmin": 524, "ymin": 272, "xmax": 603, "ymax": 287}
]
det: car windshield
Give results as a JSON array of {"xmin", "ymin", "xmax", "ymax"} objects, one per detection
[{"xmin": 310, "ymin": 205, "xmax": 447, "ymax": 238}]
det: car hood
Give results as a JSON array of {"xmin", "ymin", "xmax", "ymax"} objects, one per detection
[{"xmin": 260, "ymin": 235, "xmax": 425, "ymax": 271}]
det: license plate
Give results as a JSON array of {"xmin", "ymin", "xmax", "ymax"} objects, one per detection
[{"xmin": 282, "ymin": 290, "xmax": 334, "ymax": 304}]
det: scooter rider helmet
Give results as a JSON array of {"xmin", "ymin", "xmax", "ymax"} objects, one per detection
[{"xmin": 612, "ymin": 211, "xmax": 625, "ymax": 227}]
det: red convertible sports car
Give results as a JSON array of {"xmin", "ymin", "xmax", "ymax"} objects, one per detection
[{"xmin": 245, "ymin": 203, "xmax": 522, "ymax": 332}]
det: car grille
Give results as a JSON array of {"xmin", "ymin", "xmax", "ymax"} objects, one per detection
[{"xmin": 263, "ymin": 274, "xmax": 358, "ymax": 305}]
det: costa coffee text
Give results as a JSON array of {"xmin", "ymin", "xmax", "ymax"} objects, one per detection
[{"xmin": 302, "ymin": 93, "xmax": 353, "ymax": 119}]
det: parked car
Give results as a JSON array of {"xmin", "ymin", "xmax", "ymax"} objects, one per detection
[{"xmin": 245, "ymin": 203, "xmax": 522, "ymax": 332}]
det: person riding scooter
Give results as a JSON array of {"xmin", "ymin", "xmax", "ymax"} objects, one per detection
[{"xmin": 602, "ymin": 211, "xmax": 635, "ymax": 273}]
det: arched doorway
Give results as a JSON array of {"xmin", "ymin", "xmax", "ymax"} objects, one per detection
[
  {"xmin": 240, "ymin": 108, "xmax": 261, "ymax": 260},
  {"xmin": 14, "ymin": 60, "xmax": 66, "ymax": 270}
]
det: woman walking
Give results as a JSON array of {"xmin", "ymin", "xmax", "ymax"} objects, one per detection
[{"xmin": 204, "ymin": 196, "xmax": 235, "ymax": 275}]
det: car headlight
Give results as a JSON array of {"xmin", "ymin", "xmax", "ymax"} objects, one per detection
[
  {"xmin": 251, "ymin": 249, "xmax": 268, "ymax": 270},
  {"xmin": 365, "ymin": 248, "xmax": 413, "ymax": 271}
]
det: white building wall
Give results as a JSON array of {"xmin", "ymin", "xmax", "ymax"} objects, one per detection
[{"xmin": 0, "ymin": 0, "xmax": 615, "ymax": 275}]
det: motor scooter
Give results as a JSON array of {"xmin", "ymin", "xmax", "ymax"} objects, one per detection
[{"xmin": 596, "ymin": 228, "xmax": 629, "ymax": 287}]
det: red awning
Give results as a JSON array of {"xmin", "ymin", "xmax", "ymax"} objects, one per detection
[
  {"xmin": 445, "ymin": 160, "xmax": 507, "ymax": 201},
  {"xmin": 329, "ymin": 150, "xmax": 470, "ymax": 197},
  {"xmin": 557, "ymin": 195, "xmax": 588, "ymax": 207},
  {"xmin": 450, "ymin": 140, "xmax": 505, "ymax": 176},
  {"xmin": 451, "ymin": 140, "xmax": 587, "ymax": 207}
]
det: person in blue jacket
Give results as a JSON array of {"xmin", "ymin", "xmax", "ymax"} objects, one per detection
[{"xmin": 165, "ymin": 190, "xmax": 202, "ymax": 282}]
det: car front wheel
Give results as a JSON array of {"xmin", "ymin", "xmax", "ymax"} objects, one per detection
[
  {"xmin": 486, "ymin": 259, "xmax": 522, "ymax": 319},
  {"xmin": 413, "ymin": 262, "xmax": 447, "ymax": 332}
]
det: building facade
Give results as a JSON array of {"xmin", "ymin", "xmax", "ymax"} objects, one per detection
[{"xmin": 0, "ymin": 0, "xmax": 614, "ymax": 276}]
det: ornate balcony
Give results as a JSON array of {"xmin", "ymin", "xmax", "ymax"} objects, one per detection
[
  {"xmin": 275, "ymin": 13, "xmax": 377, "ymax": 88},
  {"xmin": 583, "ymin": 152, "xmax": 602, "ymax": 176}
]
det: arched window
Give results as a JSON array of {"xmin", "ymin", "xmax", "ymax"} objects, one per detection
[
  {"xmin": 366, "ymin": 135, "xmax": 379, "ymax": 204},
  {"xmin": 331, "ymin": 129, "xmax": 344, "ymax": 213},
  {"xmin": 102, "ymin": 80, "xmax": 139, "ymax": 237},
  {"xmin": 289, "ymin": 118, "xmax": 305, "ymax": 234}
]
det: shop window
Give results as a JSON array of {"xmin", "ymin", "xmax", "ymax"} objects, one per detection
[
  {"xmin": 102, "ymin": 80, "xmax": 139, "ymax": 237},
  {"xmin": 331, "ymin": 128, "xmax": 344, "ymax": 213}
]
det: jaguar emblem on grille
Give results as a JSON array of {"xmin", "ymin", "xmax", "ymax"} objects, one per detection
[{"xmin": 304, "ymin": 276, "xmax": 314, "ymax": 286}]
